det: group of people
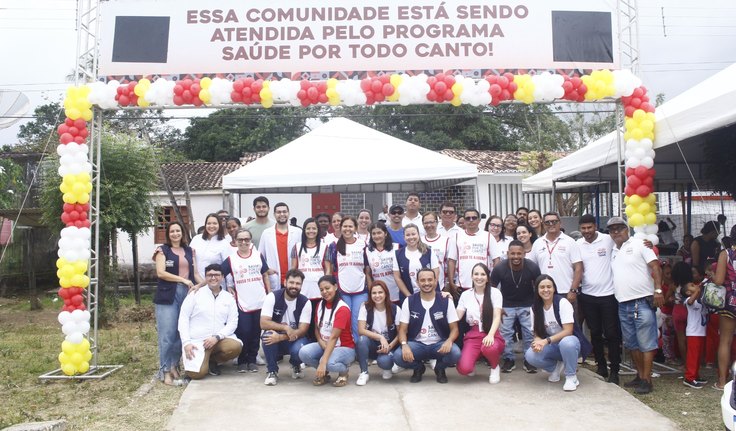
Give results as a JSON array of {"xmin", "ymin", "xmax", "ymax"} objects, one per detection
[{"xmin": 153, "ymin": 194, "xmax": 736, "ymax": 395}]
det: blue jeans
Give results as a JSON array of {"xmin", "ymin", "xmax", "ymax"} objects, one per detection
[
  {"xmin": 235, "ymin": 310, "xmax": 261, "ymax": 365},
  {"xmin": 356, "ymin": 335, "xmax": 395, "ymax": 372},
  {"xmin": 392, "ymin": 340, "xmax": 461, "ymax": 371},
  {"xmin": 340, "ymin": 292, "xmax": 368, "ymax": 343},
  {"xmin": 500, "ymin": 306, "xmax": 534, "ymax": 360},
  {"xmin": 155, "ymin": 283, "xmax": 188, "ymax": 377},
  {"xmin": 298, "ymin": 342, "xmax": 355, "ymax": 373},
  {"xmin": 261, "ymin": 331, "xmax": 306, "ymax": 373},
  {"xmin": 618, "ymin": 297, "xmax": 659, "ymax": 352},
  {"xmin": 524, "ymin": 335, "xmax": 581, "ymax": 377}
]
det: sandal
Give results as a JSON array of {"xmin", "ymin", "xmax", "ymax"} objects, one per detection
[
  {"xmin": 313, "ymin": 374, "xmax": 331, "ymax": 386},
  {"xmin": 713, "ymin": 382, "xmax": 725, "ymax": 391},
  {"xmin": 333, "ymin": 374, "xmax": 349, "ymax": 387},
  {"xmin": 162, "ymin": 371, "xmax": 176, "ymax": 386}
]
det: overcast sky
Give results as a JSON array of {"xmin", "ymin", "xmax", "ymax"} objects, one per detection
[{"xmin": 0, "ymin": 0, "xmax": 735, "ymax": 146}]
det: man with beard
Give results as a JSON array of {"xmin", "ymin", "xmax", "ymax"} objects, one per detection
[
  {"xmin": 260, "ymin": 202, "xmax": 301, "ymax": 291},
  {"xmin": 491, "ymin": 240, "xmax": 541, "ymax": 373},
  {"xmin": 243, "ymin": 196, "xmax": 274, "ymax": 249},
  {"xmin": 515, "ymin": 207, "xmax": 529, "ymax": 225},
  {"xmin": 260, "ymin": 269, "xmax": 313, "ymax": 386}
]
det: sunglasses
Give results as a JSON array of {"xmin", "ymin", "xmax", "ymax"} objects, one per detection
[
  {"xmin": 543, "ymin": 220, "xmax": 560, "ymax": 226},
  {"xmin": 441, "ymin": 210, "xmax": 455, "ymax": 215},
  {"xmin": 390, "ymin": 211, "xmax": 404, "ymax": 215},
  {"xmin": 465, "ymin": 216, "xmax": 479, "ymax": 221}
]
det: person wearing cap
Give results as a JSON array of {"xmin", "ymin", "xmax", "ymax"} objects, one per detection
[
  {"xmin": 530, "ymin": 212, "xmax": 583, "ymax": 303},
  {"xmin": 402, "ymin": 193, "xmax": 425, "ymax": 236},
  {"xmin": 691, "ymin": 220, "xmax": 721, "ymax": 273},
  {"xmin": 608, "ymin": 216, "xmax": 663, "ymax": 395},
  {"xmin": 576, "ymin": 214, "xmax": 621, "ymax": 384},
  {"xmin": 387, "ymin": 204, "xmax": 406, "ymax": 248}
]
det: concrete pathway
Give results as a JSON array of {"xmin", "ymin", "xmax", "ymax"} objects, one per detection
[{"xmin": 167, "ymin": 361, "xmax": 678, "ymax": 431}]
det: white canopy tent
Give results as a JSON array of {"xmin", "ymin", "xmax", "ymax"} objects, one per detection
[
  {"xmin": 523, "ymin": 63, "xmax": 736, "ymax": 192},
  {"xmin": 222, "ymin": 117, "xmax": 479, "ymax": 193}
]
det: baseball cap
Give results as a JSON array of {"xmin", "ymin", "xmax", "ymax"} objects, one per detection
[
  {"xmin": 606, "ymin": 216, "xmax": 628, "ymax": 227},
  {"xmin": 389, "ymin": 204, "xmax": 404, "ymax": 214}
]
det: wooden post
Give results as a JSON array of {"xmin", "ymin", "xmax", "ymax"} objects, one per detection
[
  {"xmin": 184, "ymin": 173, "xmax": 195, "ymax": 237},
  {"xmin": 24, "ymin": 228, "xmax": 41, "ymax": 310},
  {"xmin": 132, "ymin": 233, "xmax": 140, "ymax": 305}
]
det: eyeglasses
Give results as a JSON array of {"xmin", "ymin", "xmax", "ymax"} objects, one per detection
[
  {"xmin": 465, "ymin": 216, "xmax": 479, "ymax": 221},
  {"xmin": 236, "ymin": 238, "xmax": 251, "ymax": 243},
  {"xmin": 543, "ymin": 220, "xmax": 560, "ymax": 226},
  {"xmin": 206, "ymin": 273, "xmax": 222, "ymax": 278},
  {"xmin": 390, "ymin": 211, "xmax": 404, "ymax": 215},
  {"xmin": 423, "ymin": 220, "xmax": 437, "ymax": 225},
  {"xmin": 441, "ymin": 210, "xmax": 455, "ymax": 215},
  {"xmin": 488, "ymin": 223, "xmax": 502, "ymax": 228},
  {"xmin": 609, "ymin": 225, "xmax": 628, "ymax": 233}
]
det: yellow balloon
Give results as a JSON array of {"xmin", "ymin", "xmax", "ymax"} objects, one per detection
[
  {"xmin": 137, "ymin": 98, "xmax": 150, "ymax": 107},
  {"xmin": 56, "ymin": 257, "xmax": 67, "ymax": 269},
  {"xmin": 262, "ymin": 99, "xmax": 273, "ymax": 109},
  {"xmin": 78, "ymin": 193, "xmax": 90, "ymax": 204},
  {"xmin": 390, "ymin": 74, "xmax": 402, "ymax": 87},
  {"xmin": 80, "ymin": 338, "xmax": 91, "ymax": 352},
  {"xmin": 633, "ymin": 109, "xmax": 646, "ymax": 122},
  {"xmin": 451, "ymin": 97, "xmax": 462, "ymax": 107},
  {"xmin": 631, "ymin": 128, "xmax": 644, "ymax": 141},
  {"xmin": 327, "ymin": 78, "xmax": 338, "ymax": 88},
  {"xmin": 625, "ymin": 205, "xmax": 634, "ymax": 217},
  {"xmin": 645, "ymin": 194, "xmax": 656, "ymax": 205},
  {"xmin": 61, "ymin": 362, "xmax": 77, "ymax": 376},
  {"xmin": 62, "ymin": 340, "xmax": 74, "ymax": 354},
  {"xmin": 326, "ymin": 88, "xmax": 338, "ymax": 98},
  {"xmin": 82, "ymin": 109, "xmax": 93, "ymax": 121},
  {"xmin": 58, "ymin": 352, "xmax": 68, "ymax": 364},
  {"xmin": 200, "ymin": 77, "xmax": 212, "ymax": 89},
  {"xmin": 629, "ymin": 194, "xmax": 643, "ymax": 206},
  {"xmin": 199, "ymin": 89, "xmax": 211, "ymax": 104},
  {"xmin": 78, "ymin": 361, "xmax": 90, "ymax": 373},
  {"xmin": 644, "ymin": 212, "xmax": 657, "ymax": 225},
  {"xmin": 638, "ymin": 202, "xmax": 651, "ymax": 214},
  {"xmin": 83, "ymin": 350, "xmax": 92, "ymax": 362},
  {"xmin": 629, "ymin": 213, "xmax": 644, "ymax": 227},
  {"xmin": 66, "ymin": 108, "xmax": 81, "ymax": 120},
  {"xmin": 451, "ymin": 83, "xmax": 463, "ymax": 95},
  {"xmin": 62, "ymin": 193, "xmax": 76, "ymax": 204}
]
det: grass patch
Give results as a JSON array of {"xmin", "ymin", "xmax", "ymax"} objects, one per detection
[{"xmin": 0, "ymin": 295, "xmax": 181, "ymax": 430}]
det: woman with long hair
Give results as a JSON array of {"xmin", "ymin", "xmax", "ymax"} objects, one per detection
[
  {"xmin": 514, "ymin": 223, "xmax": 538, "ymax": 257},
  {"xmin": 393, "ymin": 223, "xmax": 439, "ymax": 300},
  {"xmin": 422, "ymin": 211, "xmax": 450, "ymax": 291},
  {"xmin": 323, "ymin": 212, "xmax": 344, "ymax": 246},
  {"xmin": 497, "ymin": 214, "xmax": 518, "ymax": 259},
  {"xmin": 527, "ymin": 209, "xmax": 545, "ymax": 238},
  {"xmin": 364, "ymin": 222, "xmax": 400, "ymax": 303},
  {"xmin": 356, "ymin": 209, "xmax": 372, "ymax": 244},
  {"xmin": 226, "ymin": 217, "xmax": 241, "ymax": 250},
  {"xmin": 711, "ymin": 238, "xmax": 736, "ymax": 390},
  {"xmin": 485, "ymin": 215, "xmax": 504, "ymax": 242},
  {"xmin": 456, "ymin": 263, "xmax": 505, "ymax": 383},
  {"xmin": 153, "ymin": 221, "xmax": 204, "ymax": 385},
  {"xmin": 524, "ymin": 275, "xmax": 582, "ymax": 391},
  {"xmin": 298, "ymin": 275, "xmax": 355, "ymax": 387},
  {"xmin": 355, "ymin": 281, "xmax": 399, "ymax": 385},
  {"xmin": 189, "ymin": 213, "xmax": 230, "ymax": 279},
  {"xmin": 291, "ymin": 217, "xmax": 327, "ymax": 302},
  {"xmin": 326, "ymin": 216, "xmax": 367, "ymax": 341}
]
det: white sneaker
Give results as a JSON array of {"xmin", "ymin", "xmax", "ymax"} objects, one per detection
[
  {"xmin": 467, "ymin": 370, "xmax": 476, "ymax": 377},
  {"xmin": 548, "ymin": 361, "xmax": 564, "ymax": 383},
  {"xmin": 391, "ymin": 364, "xmax": 405, "ymax": 374},
  {"xmin": 382, "ymin": 370, "xmax": 393, "ymax": 380},
  {"xmin": 489, "ymin": 366, "xmax": 501, "ymax": 384},
  {"xmin": 563, "ymin": 374, "xmax": 580, "ymax": 391},
  {"xmin": 356, "ymin": 371, "xmax": 370, "ymax": 386},
  {"xmin": 291, "ymin": 365, "xmax": 304, "ymax": 379},
  {"xmin": 255, "ymin": 354, "xmax": 266, "ymax": 366},
  {"xmin": 428, "ymin": 359, "xmax": 437, "ymax": 370},
  {"xmin": 264, "ymin": 372, "xmax": 278, "ymax": 386}
]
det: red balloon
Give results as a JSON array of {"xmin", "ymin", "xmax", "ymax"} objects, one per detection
[
  {"xmin": 190, "ymin": 83, "xmax": 201, "ymax": 96},
  {"xmin": 300, "ymin": 99, "xmax": 311, "ymax": 107},
  {"xmin": 427, "ymin": 76, "xmax": 437, "ymax": 87},
  {"xmin": 643, "ymin": 176, "xmax": 654, "ymax": 187},
  {"xmin": 73, "ymin": 136, "xmax": 85, "ymax": 144},
  {"xmin": 487, "ymin": 75, "xmax": 498, "ymax": 84},
  {"xmin": 365, "ymin": 93, "xmax": 375, "ymax": 105},
  {"xmin": 242, "ymin": 87, "xmax": 252, "ymax": 98},
  {"xmin": 503, "ymin": 72, "xmax": 515, "ymax": 82},
  {"xmin": 57, "ymin": 124, "xmax": 70, "ymax": 135},
  {"xmin": 489, "ymin": 84, "xmax": 502, "ymax": 96},
  {"xmin": 317, "ymin": 82, "xmax": 327, "ymax": 93},
  {"xmin": 444, "ymin": 89, "xmax": 454, "ymax": 101},
  {"xmin": 182, "ymin": 90, "xmax": 193, "ymax": 103},
  {"xmin": 297, "ymin": 89, "xmax": 307, "ymax": 100},
  {"xmin": 627, "ymin": 175, "xmax": 642, "ymax": 189},
  {"xmin": 118, "ymin": 95, "xmax": 130, "ymax": 106},
  {"xmin": 497, "ymin": 76, "xmax": 509, "ymax": 88},
  {"xmin": 434, "ymin": 81, "xmax": 447, "ymax": 94},
  {"xmin": 180, "ymin": 79, "xmax": 193, "ymax": 89},
  {"xmin": 508, "ymin": 82, "xmax": 518, "ymax": 93},
  {"xmin": 71, "ymin": 295, "xmax": 84, "ymax": 306},
  {"xmin": 73, "ymin": 119, "xmax": 86, "ymax": 129},
  {"xmin": 307, "ymin": 87, "xmax": 319, "ymax": 101},
  {"xmin": 382, "ymin": 83, "xmax": 394, "ymax": 96},
  {"xmin": 625, "ymin": 186, "xmax": 634, "ymax": 197},
  {"xmin": 58, "ymin": 288, "xmax": 71, "ymax": 299},
  {"xmin": 60, "ymin": 212, "xmax": 71, "ymax": 224},
  {"xmin": 59, "ymin": 133, "xmax": 73, "ymax": 144},
  {"xmin": 230, "ymin": 91, "xmax": 243, "ymax": 103},
  {"xmin": 629, "ymin": 98, "xmax": 642, "ymax": 108},
  {"xmin": 360, "ymin": 79, "xmax": 372, "ymax": 92},
  {"xmin": 625, "ymin": 167, "xmax": 634, "ymax": 177},
  {"xmin": 634, "ymin": 166, "xmax": 648, "ymax": 178},
  {"xmin": 635, "ymin": 185, "xmax": 651, "ymax": 196},
  {"xmin": 373, "ymin": 92, "xmax": 385, "ymax": 102},
  {"xmin": 191, "ymin": 97, "xmax": 203, "ymax": 107},
  {"xmin": 173, "ymin": 95, "xmax": 184, "ymax": 106},
  {"xmin": 173, "ymin": 84, "xmax": 184, "ymax": 95},
  {"xmin": 562, "ymin": 81, "xmax": 573, "ymax": 93},
  {"xmin": 317, "ymin": 93, "xmax": 328, "ymax": 104},
  {"xmin": 427, "ymin": 89, "xmax": 438, "ymax": 102},
  {"xmin": 570, "ymin": 77, "xmax": 582, "ymax": 88},
  {"xmin": 251, "ymin": 81, "xmax": 263, "ymax": 94},
  {"xmin": 435, "ymin": 73, "xmax": 446, "ymax": 82},
  {"xmin": 300, "ymin": 79, "xmax": 311, "ymax": 90},
  {"xmin": 632, "ymin": 87, "xmax": 644, "ymax": 98},
  {"xmin": 370, "ymin": 80, "xmax": 383, "ymax": 94},
  {"xmin": 624, "ymin": 106, "xmax": 636, "ymax": 118},
  {"xmin": 243, "ymin": 77, "xmax": 254, "ymax": 87},
  {"xmin": 78, "ymin": 128, "xmax": 88, "ymax": 138}
]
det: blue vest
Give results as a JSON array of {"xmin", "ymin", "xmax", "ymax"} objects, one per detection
[
  {"xmin": 552, "ymin": 294, "xmax": 593, "ymax": 359},
  {"xmin": 365, "ymin": 303, "xmax": 399, "ymax": 341},
  {"xmin": 407, "ymin": 292, "xmax": 450, "ymax": 341},
  {"xmin": 154, "ymin": 244, "xmax": 195, "ymax": 305},
  {"xmin": 395, "ymin": 248, "xmax": 437, "ymax": 301},
  {"xmin": 271, "ymin": 290, "xmax": 308, "ymax": 329}
]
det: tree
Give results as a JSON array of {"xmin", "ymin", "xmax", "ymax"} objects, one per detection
[
  {"xmin": 178, "ymin": 107, "xmax": 318, "ymax": 161},
  {"xmin": 0, "ymin": 158, "xmax": 26, "ymax": 209},
  {"xmin": 16, "ymin": 102, "xmax": 66, "ymax": 152}
]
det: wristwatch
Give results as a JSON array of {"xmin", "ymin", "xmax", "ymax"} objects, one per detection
[
  {"xmin": 654, "ymin": 289, "xmax": 663, "ymax": 294},
  {"xmin": 401, "ymin": 341, "xmax": 407, "ymax": 346},
  {"xmin": 214, "ymin": 334, "xmax": 222, "ymax": 341}
]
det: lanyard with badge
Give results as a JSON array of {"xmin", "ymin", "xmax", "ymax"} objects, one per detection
[{"xmin": 545, "ymin": 238, "xmax": 559, "ymax": 270}]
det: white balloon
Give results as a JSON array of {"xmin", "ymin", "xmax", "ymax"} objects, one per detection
[
  {"xmin": 645, "ymin": 224, "xmax": 659, "ymax": 235},
  {"xmin": 58, "ymin": 311, "xmax": 72, "ymax": 325},
  {"xmin": 646, "ymin": 234, "xmax": 660, "ymax": 245},
  {"xmin": 633, "ymin": 232, "xmax": 647, "ymax": 240},
  {"xmin": 71, "ymin": 309, "xmax": 85, "ymax": 321},
  {"xmin": 62, "ymin": 321, "xmax": 78, "ymax": 336},
  {"xmin": 641, "ymin": 156, "xmax": 654, "ymax": 169},
  {"xmin": 633, "ymin": 226, "xmax": 646, "ymax": 234},
  {"xmin": 633, "ymin": 148, "xmax": 646, "ymax": 159},
  {"xmin": 66, "ymin": 332, "xmax": 84, "ymax": 344},
  {"xmin": 640, "ymin": 138, "xmax": 653, "ymax": 151},
  {"xmin": 78, "ymin": 321, "xmax": 91, "ymax": 334},
  {"xmin": 81, "ymin": 310, "xmax": 91, "ymax": 321},
  {"xmin": 625, "ymin": 157, "xmax": 641, "ymax": 169}
]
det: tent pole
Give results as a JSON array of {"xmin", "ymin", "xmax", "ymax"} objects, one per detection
[
  {"xmin": 552, "ymin": 181, "xmax": 557, "ymax": 213},
  {"xmin": 474, "ymin": 177, "xmax": 480, "ymax": 211},
  {"xmin": 615, "ymin": 101, "xmax": 624, "ymax": 217},
  {"xmin": 686, "ymin": 183, "xmax": 693, "ymax": 236}
]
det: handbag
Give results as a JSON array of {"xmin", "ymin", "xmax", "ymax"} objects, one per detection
[{"xmin": 701, "ymin": 280, "xmax": 726, "ymax": 311}]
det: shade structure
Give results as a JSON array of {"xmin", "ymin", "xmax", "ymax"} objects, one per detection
[
  {"xmin": 222, "ymin": 117, "xmax": 478, "ymax": 193},
  {"xmin": 523, "ymin": 63, "xmax": 736, "ymax": 192}
]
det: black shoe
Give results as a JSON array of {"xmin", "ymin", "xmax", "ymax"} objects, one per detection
[
  {"xmin": 501, "ymin": 358, "xmax": 516, "ymax": 373},
  {"xmin": 435, "ymin": 368, "xmax": 448, "ymax": 384},
  {"xmin": 624, "ymin": 375, "xmax": 642, "ymax": 388},
  {"xmin": 596, "ymin": 364, "xmax": 609, "ymax": 378},
  {"xmin": 634, "ymin": 380, "xmax": 653, "ymax": 394},
  {"xmin": 608, "ymin": 372, "xmax": 620, "ymax": 385},
  {"xmin": 523, "ymin": 360, "xmax": 537, "ymax": 374},
  {"xmin": 683, "ymin": 379, "xmax": 706, "ymax": 389},
  {"xmin": 208, "ymin": 361, "xmax": 221, "ymax": 376},
  {"xmin": 410, "ymin": 364, "xmax": 426, "ymax": 383}
]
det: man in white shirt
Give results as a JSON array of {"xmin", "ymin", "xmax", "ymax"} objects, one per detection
[
  {"xmin": 260, "ymin": 269, "xmax": 313, "ymax": 386},
  {"xmin": 530, "ymin": 212, "xmax": 583, "ymax": 302},
  {"xmin": 437, "ymin": 201, "xmax": 461, "ymax": 237},
  {"xmin": 447, "ymin": 208, "xmax": 501, "ymax": 294},
  {"xmin": 393, "ymin": 269, "xmax": 461, "ymax": 384},
  {"xmin": 242, "ymin": 196, "xmax": 274, "ymax": 250},
  {"xmin": 402, "ymin": 193, "xmax": 425, "ymax": 236},
  {"xmin": 260, "ymin": 202, "xmax": 301, "ymax": 291},
  {"xmin": 576, "ymin": 214, "xmax": 621, "ymax": 384},
  {"xmin": 178, "ymin": 263, "xmax": 242, "ymax": 379},
  {"xmin": 609, "ymin": 216, "xmax": 663, "ymax": 395}
]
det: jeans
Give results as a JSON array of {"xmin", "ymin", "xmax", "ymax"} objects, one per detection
[
  {"xmin": 356, "ymin": 335, "xmax": 395, "ymax": 372},
  {"xmin": 155, "ymin": 283, "xmax": 188, "ymax": 377},
  {"xmin": 619, "ymin": 297, "xmax": 658, "ymax": 352},
  {"xmin": 500, "ymin": 306, "xmax": 534, "ymax": 360},
  {"xmin": 578, "ymin": 293, "xmax": 621, "ymax": 372},
  {"xmin": 235, "ymin": 310, "xmax": 261, "ymax": 364},
  {"xmin": 261, "ymin": 331, "xmax": 307, "ymax": 373},
  {"xmin": 524, "ymin": 335, "xmax": 581, "ymax": 377},
  {"xmin": 298, "ymin": 342, "xmax": 355, "ymax": 374},
  {"xmin": 340, "ymin": 292, "xmax": 368, "ymax": 343},
  {"xmin": 457, "ymin": 326, "xmax": 505, "ymax": 375},
  {"xmin": 392, "ymin": 340, "xmax": 461, "ymax": 371}
]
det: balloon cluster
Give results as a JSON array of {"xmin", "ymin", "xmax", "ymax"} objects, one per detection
[
  {"xmin": 335, "ymin": 79, "xmax": 366, "ymax": 106},
  {"xmin": 58, "ymin": 319, "xmax": 92, "ymax": 375},
  {"xmin": 64, "ymin": 86, "xmax": 93, "ymax": 121},
  {"xmin": 270, "ymin": 78, "xmax": 302, "ymax": 106},
  {"xmin": 512, "ymin": 74, "xmax": 535, "ymax": 104},
  {"xmin": 173, "ymin": 79, "xmax": 205, "ymax": 106},
  {"xmin": 485, "ymin": 73, "xmax": 518, "ymax": 106},
  {"xmin": 57, "ymin": 257, "xmax": 89, "ymax": 289},
  {"xmin": 456, "ymin": 75, "xmax": 491, "ymax": 106},
  {"xmin": 207, "ymin": 77, "xmax": 236, "ymax": 106},
  {"xmin": 115, "ymin": 81, "xmax": 139, "ymax": 107},
  {"xmin": 297, "ymin": 80, "xmax": 328, "ymax": 107},
  {"xmin": 581, "ymin": 70, "xmax": 616, "ymax": 101},
  {"xmin": 231, "ymin": 78, "xmax": 264, "ymax": 105},
  {"xmin": 561, "ymin": 76, "xmax": 587, "ymax": 102},
  {"xmin": 88, "ymin": 81, "xmax": 121, "ymax": 109},
  {"xmin": 57, "ymin": 118, "xmax": 88, "ymax": 145},
  {"xmin": 361, "ymin": 75, "xmax": 399, "ymax": 105},
  {"xmin": 60, "ymin": 202, "xmax": 91, "ymax": 228},
  {"xmin": 396, "ymin": 74, "xmax": 430, "ymax": 106},
  {"xmin": 57, "ymin": 287, "xmax": 86, "ymax": 312},
  {"xmin": 58, "ymin": 226, "xmax": 92, "ymax": 262},
  {"xmin": 144, "ymin": 78, "xmax": 176, "ymax": 106},
  {"xmin": 59, "ymin": 172, "xmax": 92, "ymax": 205},
  {"xmin": 426, "ymin": 73, "xmax": 457, "ymax": 103},
  {"xmin": 532, "ymin": 72, "xmax": 565, "ymax": 103}
]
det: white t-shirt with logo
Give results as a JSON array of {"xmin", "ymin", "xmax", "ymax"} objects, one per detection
[
  {"xmin": 448, "ymin": 230, "xmax": 502, "ymax": 289},
  {"xmin": 685, "ymin": 299, "xmax": 707, "ymax": 337},
  {"xmin": 611, "ymin": 237, "xmax": 658, "ymax": 302},
  {"xmin": 335, "ymin": 239, "xmax": 367, "ymax": 294},
  {"xmin": 291, "ymin": 242, "xmax": 327, "ymax": 300},
  {"xmin": 392, "ymin": 248, "xmax": 440, "ymax": 294},
  {"xmin": 577, "ymin": 233, "xmax": 615, "ymax": 297},
  {"xmin": 364, "ymin": 247, "xmax": 401, "ymax": 302},
  {"xmin": 358, "ymin": 304, "xmax": 390, "ymax": 339},
  {"xmin": 260, "ymin": 292, "xmax": 313, "ymax": 331},
  {"xmin": 456, "ymin": 287, "xmax": 503, "ymax": 328},
  {"xmin": 400, "ymin": 296, "xmax": 459, "ymax": 345},
  {"xmin": 531, "ymin": 233, "xmax": 582, "ymax": 294},
  {"xmin": 542, "ymin": 298, "xmax": 574, "ymax": 336},
  {"xmin": 423, "ymin": 234, "xmax": 450, "ymax": 290}
]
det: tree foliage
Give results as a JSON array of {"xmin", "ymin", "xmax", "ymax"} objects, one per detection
[
  {"xmin": 0, "ymin": 158, "xmax": 26, "ymax": 209},
  {"xmin": 16, "ymin": 102, "xmax": 66, "ymax": 152}
]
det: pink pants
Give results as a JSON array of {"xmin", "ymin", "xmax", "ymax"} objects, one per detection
[{"xmin": 457, "ymin": 325, "xmax": 506, "ymax": 375}]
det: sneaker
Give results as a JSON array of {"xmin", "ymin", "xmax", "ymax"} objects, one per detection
[
  {"xmin": 208, "ymin": 360, "xmax": 221, "ymax": 376},
  {"xmin": 608, "ymin": 372, "xmax": 620, "ymax": 385},
  {"xmin": 694, "ymin": 378, "xmax": 709, "ymax": 385},
  {"xmin": 523, "ymin": 360, "xmax": 537, "ymax": 374},
  {"xmin": 467, "ymin": 370, "xmax": 476, "ymax": 377},
  {"xmin": 435, "ymin": 368, "xmax": 448, "ymax": 384},
  {"xmin": 428, "ymin": 359, "xmax": 437, "ymax": 370},
  {"xmin": 548, "ymin": 361, "xmax": 564, "ymax": 383},
  {"xmin": 356, "ymin": 371, "xmax": 370, "ymax": 386},
  {"xmin": 392, "ymin": 364, "xmax": 405, "ymax": 374},
  {"xmin": 264, "ymin": 372, "xmax": 278, "ymax": 386},
  {"xmin": 291, "ymin": 365, "xmax": 304, "ymax": 379},
  {"xmin": 563, "ymin": 375, "xmax": 580, "ymax": 391},
  {"xmin": 489, "ymin": 366, "xmax": 501, "ymax": 384},
  {"xmin": 246, "ymin": 363, "xmax": 258, "ymax": 373},
  {"xmin": 256, "ymin": 354, "xmax": 266, "ymax": 366},
  {"xmin": 237, "ymin": 363, "xmax": 248, "ymax": 373},
  {"xmin": 410, "ymin": 364, "xmax": 426, "ymax": 383},
  {"xmin": 683, "ymin": 379, "xmax": 706, "ymax": 389},
  {"xmin": 624, "ymin": 375, "xmax": 642, "ymax": 388},
  {"xmin": 382, "ymin": 370, "xmax": 393, "ymax": 380},
  {"xmin": 501, "ymin": 358, "xmax": 516, "ymax": 373},
  {"xmin": 596, "ymin": 364, "xmax": 609, "ymax": 379},
  {"xmin": 635, "ymin": 380, "xmax": 653, "ymax": 394}
]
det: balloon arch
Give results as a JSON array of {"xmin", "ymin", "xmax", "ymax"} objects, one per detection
[{"xmin": 52, "ymin": 69, "xmax": 658, "ymax": 375}]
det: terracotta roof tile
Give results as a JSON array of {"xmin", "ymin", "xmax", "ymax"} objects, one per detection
[
  {"xmin": 439, "ymin": 149, "xmax": 567, "ymax": 173},
  {"xmin": 159, "ymin": 152, "xmax": 268, "ymax": 191}
]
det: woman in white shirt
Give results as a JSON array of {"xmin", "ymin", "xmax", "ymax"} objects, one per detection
[
  {"xmin": 456, "ymin": 263, "xmax": 505, "ymax": 383},
  {"xmin": 189, "ymin": 213, "xmax": 230, "ymax": 279},
  {"xmin": 393, "ymin": 224, "xmax": 439, "ymax": 300},
  {"xmin": 525, "ymin": 275, "xmax": 582, "ymax": 391},
  {"xmin": 514, "ymin": 223, "xmax": 538, "ymax": 257},
  {"xmin": 356, "ymin": 209, "xmax": 372, "ymax": 245},
  {"xmin": 364, "ymin": 222, "xmax": 400, "ymax": 303},
  {"xmin": 291, "ymin": 218, "xmax": 327, "ymax": 302},
  {"xmin": 355, "ymin": 281, "xmax": 399, "ymax": 385}
]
